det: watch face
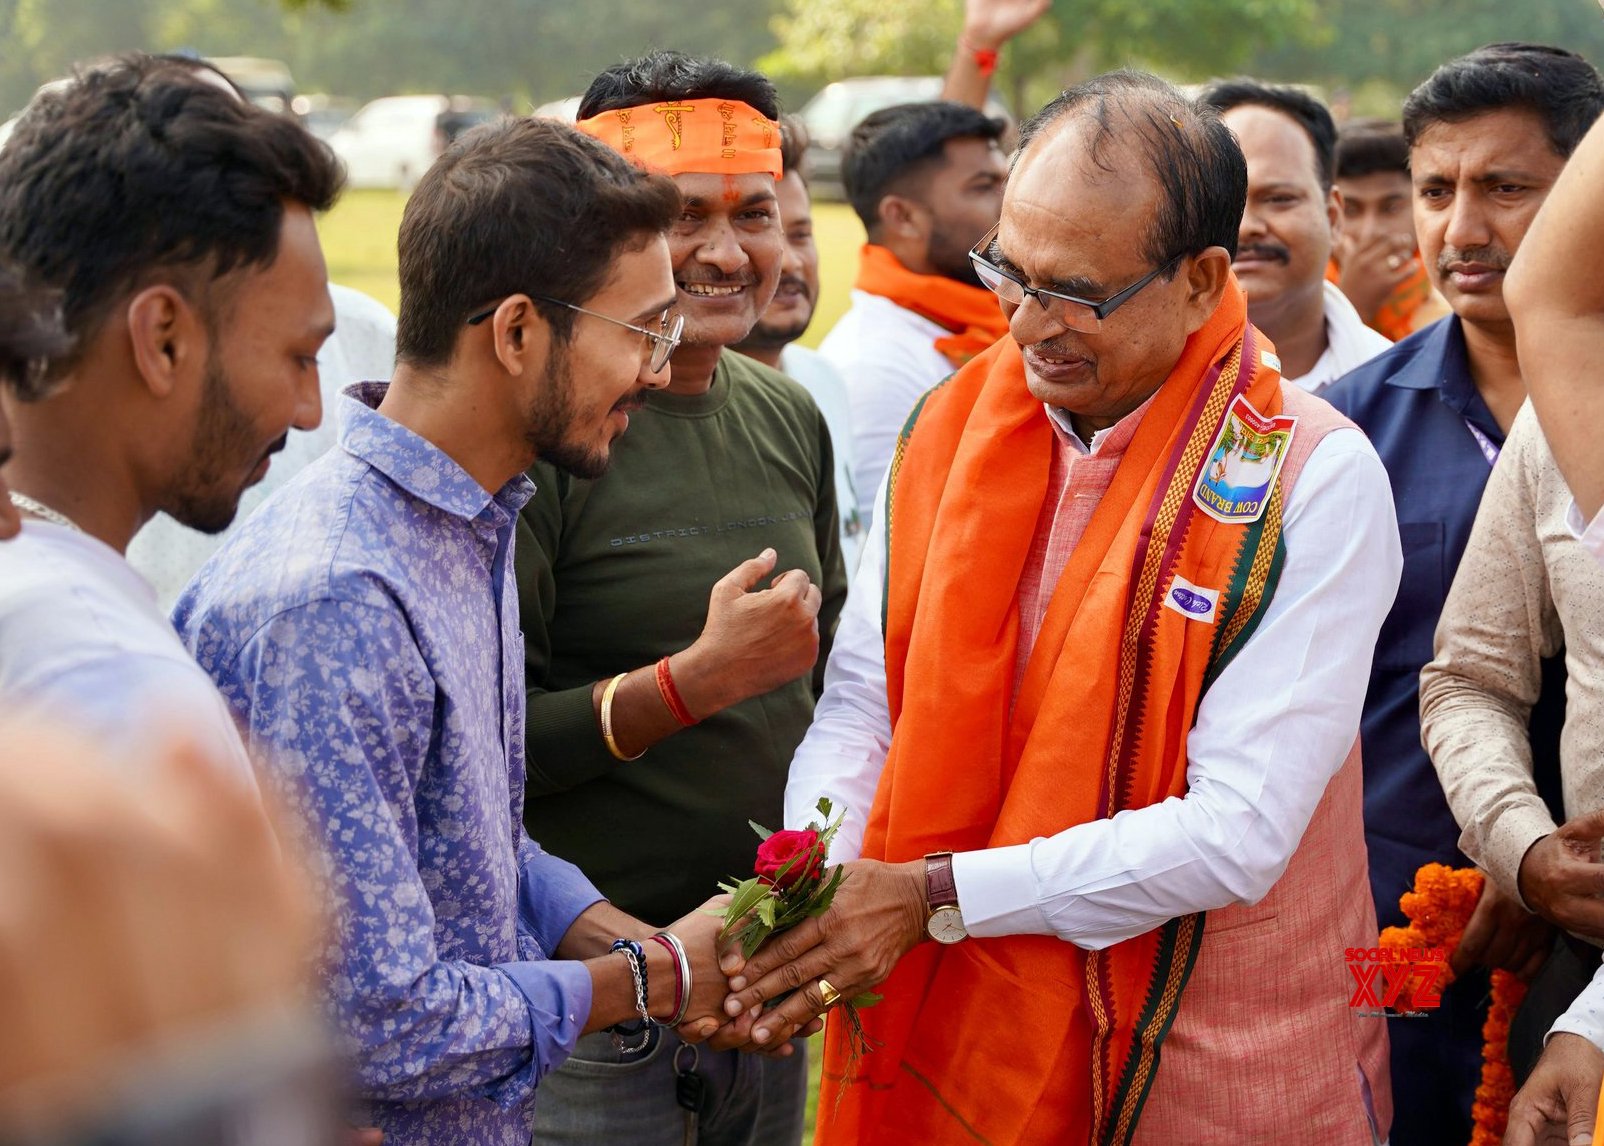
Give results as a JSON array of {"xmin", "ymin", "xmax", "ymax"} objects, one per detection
[{"xmin": 927, "ymin": 906, "xmax": 967, "ymax": 945}]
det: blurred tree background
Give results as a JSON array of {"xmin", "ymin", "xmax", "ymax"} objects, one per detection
[{"xmin": 1, "ymin": 0, "xmax": 1601, "ymax": 119}]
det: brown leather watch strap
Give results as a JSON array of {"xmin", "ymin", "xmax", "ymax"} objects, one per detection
[{"xmin": 925, "ymin": 852, "xmax": 958, "ymax": 911}]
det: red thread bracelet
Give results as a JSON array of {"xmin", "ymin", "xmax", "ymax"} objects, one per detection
[
  {"xmin": 656, "ymin": 656, "xmax": 698, "ymax": 727},
  {"xmin": 959, "ymin": 36, "xmax": 1000, "ymax": 77},
  {"xmin": 648, "ymin": 933, "xmax": 684, "ymax": 1023}
]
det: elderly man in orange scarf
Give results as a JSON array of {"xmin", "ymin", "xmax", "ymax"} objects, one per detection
[{"xmin": 713, "ymin": 71, "xmax": 1404, "ymax": 1144}]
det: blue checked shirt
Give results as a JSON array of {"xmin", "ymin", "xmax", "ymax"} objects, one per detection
[{"xmin": 175, "ymin": 383, "xmax": 602, "ymax": 1146}]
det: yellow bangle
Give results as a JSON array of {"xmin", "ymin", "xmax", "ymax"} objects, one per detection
[{"xmin": 601, "ymin": 672, "xmax": 645, "ymax": 762}]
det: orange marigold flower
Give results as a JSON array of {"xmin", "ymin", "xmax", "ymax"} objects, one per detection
[{"xmin": 1385, "ymin": 865, "xmax": 1519, "ymax": 1146}]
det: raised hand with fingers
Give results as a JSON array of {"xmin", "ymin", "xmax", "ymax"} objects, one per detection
[
  {"xmin": 1335, "ymin": 228, "xmax": 1419, "ymax": 326},
  {"xmin": 675, "ymin": 547, "xmax": 823, "ymax": 715},
  {"xmin": 961, "ymin": 0, "xmax": 1052, "ymax": 50},
  {"xmin": 584, "ymin": 546, "xmax": 823, "ymax": 760}
]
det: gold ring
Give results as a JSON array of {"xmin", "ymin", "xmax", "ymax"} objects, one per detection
[{"xmin": 818, "ymin": 978, "xmax": 842, "ymax": 1008}]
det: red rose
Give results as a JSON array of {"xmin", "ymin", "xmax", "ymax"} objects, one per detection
[{"xmin": 754, "ymin": 829, "xmax": 824, "ymax": 889}]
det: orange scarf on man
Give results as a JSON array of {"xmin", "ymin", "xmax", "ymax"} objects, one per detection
[
  {"xmin": 816, "ymin": 284, "xmax": 1287, "ymax": 1146},
  {"xmin": 854, "ymin": 243, "xmax": 1010, "ymax": 367}
]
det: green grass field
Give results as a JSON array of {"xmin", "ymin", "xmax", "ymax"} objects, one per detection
[
  {"xmin": 318, "ymin": 188, "xmax": 866, "ymax": 349},
  {"xmin": 320, "ymin": 187, "xmax": 847, "ymax": 1132}
]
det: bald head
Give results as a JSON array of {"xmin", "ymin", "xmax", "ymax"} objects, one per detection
[{"xmin": 1017, "ymin": 70, "xmax": 1246, "ymax": 266}]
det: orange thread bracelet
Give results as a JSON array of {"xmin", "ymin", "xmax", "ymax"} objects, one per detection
[
  {"xmin": 656, "ymin": 656, "xmax": 699, "ymax": 727},
  {"xmin": 960, "ymin": 36, "xmax": 1000, "ymax": 77}
]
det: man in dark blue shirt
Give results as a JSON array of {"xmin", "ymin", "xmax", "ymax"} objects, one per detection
[{"xmin": 1324, "ymin": 42, "xmax": 1602, "ymax": 1146}]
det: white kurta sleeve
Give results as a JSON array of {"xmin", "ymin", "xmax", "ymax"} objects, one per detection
[
  {"xmin": 1550, "ymin": 955, "xmax": 1604, "ymax": 1051},
  {"xmin": 785, "ymin": 470, "xmax": 893, "ymax": 860},
  {"xmin": 790, "ymin": 428, "xmax": 1402, "ymax": 949}
]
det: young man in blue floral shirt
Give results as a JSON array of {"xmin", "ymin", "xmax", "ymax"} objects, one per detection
[{"xmin": 177, "ymin": 117, "xmax": 730, "ymax": 1146}]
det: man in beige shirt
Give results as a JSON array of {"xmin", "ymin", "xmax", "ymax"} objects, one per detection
[{"xmin": 1421, "ymin": 401, "xmax": 1604, "ymax": 1087}]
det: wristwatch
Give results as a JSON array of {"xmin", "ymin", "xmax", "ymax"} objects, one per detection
[{"xmin": 924, "ymin": 852, "xmax": 968, "ymax": 944}]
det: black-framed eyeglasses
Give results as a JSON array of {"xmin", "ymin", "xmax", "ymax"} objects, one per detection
[
  {"xmin": 467, "ymin": 296, "xmax": 684, "ymax": 373},
  {"xmin": 968, "ymin": 224, "xmax": 1182, "ymax": 334}
]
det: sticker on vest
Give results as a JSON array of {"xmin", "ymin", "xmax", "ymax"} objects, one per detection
[
  {"xmin": 1260, "ymin": 350, "xmax": 1282, "ymax": 373},
  {"xmin": 1193, "ymin": 393, "xmax": 1298, "ymax": 525},
  {"xmin": 1164, "ymin": 575, "xmax": 1220, "ymax": 623}
]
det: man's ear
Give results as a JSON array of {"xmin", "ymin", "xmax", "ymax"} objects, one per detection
[
  {"xmin": 125, "ymin": 284, "xmax": 204, "ymax": 399},
  {"xmin": 877, "ymin": 194, "xmax": 928, "ymax": 244},
  {"xmin": 486, "ymin": 294, "xmax": 552, "ymax": 379},
  {"xmin": 1326, "ymin": 185, "xmax": 1344, "ymax": 242},
  {"xmin": 1181, "ymin": 247, "xmax": 1235, "ymax": 336}
]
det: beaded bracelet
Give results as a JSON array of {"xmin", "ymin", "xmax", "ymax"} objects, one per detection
[
  {"xmin": 607, "ymin": 938, "xmax": 653, "ymax": 1054},
  {"xmin": 600, "ymin": 673, "xmax": 645, "ymax": 762}
]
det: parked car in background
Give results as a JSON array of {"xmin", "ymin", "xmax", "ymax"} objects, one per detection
[
  {"xmin": 210, "ymin": 56, "xmax": 295, "ymax": 115},
  {"xmin": 293, "ymin": 93, "xmax": 360, "ymax": 140},
  {"xmin": 797, "ymin": 76, "xmax": 1011, "ymax": 200},
  {"xmin": 329, "ymin": 94, "xmax": 503, "ymax": 189}
]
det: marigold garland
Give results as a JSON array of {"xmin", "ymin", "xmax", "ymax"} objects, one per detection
[{"xmin": 1377, "ymin": 863, "xmax": 1527, "ymax": 1146}]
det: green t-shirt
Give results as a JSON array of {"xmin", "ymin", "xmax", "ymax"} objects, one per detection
[{"xmin": 516, "ymin": 350, "xmax": 848, "ymax": 926}]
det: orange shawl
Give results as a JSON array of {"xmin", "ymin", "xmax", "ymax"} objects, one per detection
[
  {"xmin": 854, "ymin": 243, "xmax": 1010, "ymax": 367},
  {"xmin": 817, "ymin": 284, "xmax": 1288, "ymax": 1146}
]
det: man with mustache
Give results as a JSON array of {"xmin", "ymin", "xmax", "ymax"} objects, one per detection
[
  {"xmin": 0, "ymin": 53, "xmax": 338, "ymax": 780},
  {"xmin": 735, "ymin": 116, "xmax": 864, "ymax": 571},
  {"xmin": 1201, "ymin": 80, "xmax": 1390, "ymax": 394},
  {"xmin": 1324, "ymin": 43, "xmax": 1604, "ymax": 1145},
  {"xmin": 819, "ymin": 100, "xmax": 1009, "ymax": 533},
  {"xmin": 516, "ymin": 51, "xmax": 847, "ymax": 1146},
  {"xmin": 736, "ymin": 69, "xmax": 1400, "ymax": 1144}
]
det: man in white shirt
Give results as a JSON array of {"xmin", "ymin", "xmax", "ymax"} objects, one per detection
[
  {"xmin": 127, "ymin": 282, "xmax": 396, "ymax": 609},
  {"xmin": 734, "ymin": 117, "xmax": 864, "ymax": 571},
  {"xmin": 818, "ymin": 101, "xmax": 1009, "ymax": 531},
  {"xmin": 0, "ymin": 54, "xmax": 341, "ymax": 779},
  {"xmin": 1201, "ymin": 79, "xmax": 1391, "ymax": 392},
  {"xmin": 712, "ymin": 71, "xmax": 1401, "ymax": 1145}
]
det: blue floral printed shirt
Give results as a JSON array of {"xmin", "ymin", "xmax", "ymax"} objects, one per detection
[{"xmin": 175, "ymin": 383, "xmax": 602, "ymax": 1146}]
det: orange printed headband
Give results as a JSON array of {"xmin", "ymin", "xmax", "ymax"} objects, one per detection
[{"xmin": 575, "ymin": 98, "xmax": 783, "ymax": 178}]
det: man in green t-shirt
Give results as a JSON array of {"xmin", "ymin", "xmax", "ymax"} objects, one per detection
[{"xmin": 517, "ymin": 50, "xmax": 847, "ymax": 1146}]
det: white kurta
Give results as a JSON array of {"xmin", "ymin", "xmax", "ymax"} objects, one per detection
[
  {"xmin": 819, "ymin": 290, "xmax": 956, "ymax": 535},
  {"xmin": 780, "ymin": 343, "xmax": 865, "ymax": 575},
  {"xmin": 784, "ymin": 408, "xmax": 1403, "ymax": 950}
]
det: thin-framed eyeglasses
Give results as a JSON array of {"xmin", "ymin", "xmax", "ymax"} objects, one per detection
[
  {"xmin": 968, "ymin": 223, "xmax": 1182, "ymax": 334},
  {"xmin": 467, "ymin": 296, "xmax": 684, "ymax": 373}
]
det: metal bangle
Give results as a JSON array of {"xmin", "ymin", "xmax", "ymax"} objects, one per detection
[
  {"xmin": 656, "ymin": 931, "xmax": 693, "ymax": 1026},
  {"xmin": 600, "ymin": 673, "xmax": 645, "ymax": 762}
]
